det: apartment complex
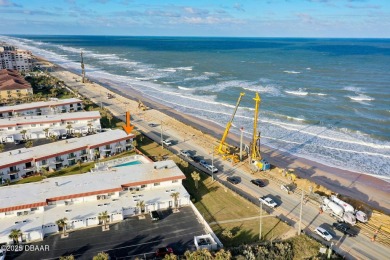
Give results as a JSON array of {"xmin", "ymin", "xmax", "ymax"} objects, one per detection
[
  {"xmin": 0, "ymin": 160, "xmax": 189, "ymax": 244},
  {"xmin": 0, "ymin": 44, "xmax": 33, "ymax": 71},
  {"xmin": 0, "ymin": 129, "xmax": 134, "ymax": 182},
  {"xmin": 0, "ymin": 69, "xmax": 33, "ymax": 103},
  {"xmin": 0, "ymin": 111, "xmax": 101, "ymax": 143},
  {"xmin": 0, "ymin": 98, "xmax": 83, "ymax": 118}
]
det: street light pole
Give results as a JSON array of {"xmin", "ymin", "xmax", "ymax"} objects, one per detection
[
  {"xmin": 160, "ymin": 120, "xmax": 163, "ymax": 150},
  {"xmin": 240, "ymin": 127, "xmax": 244, "ymax": 161},
  {"xmin": 259, "ymin": 200, "xmax": 263, "ymax": 241},
  {"xmin": 211, "ymin": 146, "xmax": 214, "ymax": 181},
  {"xmin": 298, "ymin": 189, "xmax": 304, "ymax": 235}
]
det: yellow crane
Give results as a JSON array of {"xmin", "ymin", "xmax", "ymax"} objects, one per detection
[
  {"xmin": 217, "ymin": 92, "xmax": 245, "ymax": 162},
  {"xmin": 250, "ymin": 93, "xmax": 270, "ymax": 171}
]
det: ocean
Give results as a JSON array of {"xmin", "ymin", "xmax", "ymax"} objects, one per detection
[{"xmin": 1, "ymin": 35, "xmax": 389, "ymax": 178}]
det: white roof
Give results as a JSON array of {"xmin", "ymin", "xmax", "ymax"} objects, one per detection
[
  {"xmin": 0, "ymin": 98, "xmax": 82, "ymax": 113},
  {"xmin": 0, "ymin": 129, "xmax": 133, "ymax": 167},
  {"xmin": 0, "ymin": 160, "xmax": 184, "ymax": 210},
  {"xmin": 0, "ymin": 111, "xmax": 100, "ymax": 127}
]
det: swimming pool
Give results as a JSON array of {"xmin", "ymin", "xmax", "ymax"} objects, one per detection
[{"xmin": 114, "ymin": 160, "xmax": 143, "ymax": 167}]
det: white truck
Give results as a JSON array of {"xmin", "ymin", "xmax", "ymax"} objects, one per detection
[
  {"xmin": 331, "ymin": 195, "xmax": 368, "ymax": 223},
  {"xmin": 322, "ymin": 198, "xmax": 356, "ymax": 225},
  {"xmin": 259, "ymin": 196, "xmax": 278, "ymax": 208}
]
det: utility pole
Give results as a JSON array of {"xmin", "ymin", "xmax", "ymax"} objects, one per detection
[
  {"xmin": 80, "ymin": 51, "xmax": 85, "ymax": 83},
  {"xmin": 160, "ymin": 120, "xmax": 163, "ymax": 150},
  {"xmin": 211, "ymin": 146, "xmax": 214, "ymax": 181},
  {"xmin": 298, "ymin": 189, "xmax": 304, "ymax": 235},
  {"xmin": 240, "ymin": 127, "xmax": 244, "ymax": 161},
  {"xmin": 259, "ymin": 200, "xmax": 263, "ymax": 241}
]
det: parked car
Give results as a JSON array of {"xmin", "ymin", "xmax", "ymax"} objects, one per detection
[
  {"xmin": 227, "ymin": 176, "xmax": 240, "ymax": 184},
  {"xmin": 259, "ymin": 196, "xmax": 278, "ymax": 208},
  {"xmin": 150, "ymin": 210, "xmax": 160, "ymax": 221},
  {"xmin": 199, "ymin": 159, "xmax": 208, "ymax": 168},
  {"xmin": 314, "ymin": 227, "xmax": 333, "ymax": 241},
  {"xmin": 190, "ymin": 155, "xmax": 201, "ymax": 163},
  {"xmin": 205, "ymin": 164, "xmax": 218, "ymax": 173},
  {"xmin": 179, "ymin": 150, "xmax": 191, "ymax": 158},
  {"xmin": 162, "ymin": 139, "xmax": 172, "ymax": 146},
  {"xmin": 61, "ymin": 133, "xmax": 68, "ymax": 139},
  {"xmin": 332, "ymin": 223, "xmax": 357, "ymax": 237},
  {"xmin": 0, "ymin": 249, "xmax": 5, "ymax": 260},
  {"xmin": 155, "ymin": 247, "xmax": 173, "ymax": 257},
  {"xmin": 250, "ymin": 179, "xmax": 265, "ymax": 187}
]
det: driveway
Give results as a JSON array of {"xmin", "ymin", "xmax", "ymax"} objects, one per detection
[{"xmin": 9, "ymin": 207, "xmax": 204, "ymax": 260}]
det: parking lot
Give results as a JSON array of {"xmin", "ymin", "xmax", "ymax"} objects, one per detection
[{"xmin": 8, "ymin": 207, "xmax": 205, "ymax": 260}]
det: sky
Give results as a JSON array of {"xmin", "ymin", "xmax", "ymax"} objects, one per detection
[{"xmin": 0, "ymin": 0, "xmax": 389, "ymax": 37}]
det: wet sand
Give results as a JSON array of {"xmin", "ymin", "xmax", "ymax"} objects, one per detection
[{"xmin": 38, "ymin": 57, "xmax": 390, "ymax": 214}]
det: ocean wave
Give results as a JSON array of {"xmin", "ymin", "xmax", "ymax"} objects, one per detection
[
  {"xmin": 178, "ymin": 86, "xmax": 192, "ymax": 90},
  {"xmin": 348, "ymin": 94, "xmax": 374, "ymax": 101},
  {"xmin": 204, "ymin": 72, "xmax": 220, "ymax": 76},
  {"xmin": 284, "ymin": 70, "xmax": 301, "ymax": 74},
  {"xmin": 343, "ymin": 86, "xmax": 363, "ymax": 92},
  {"xmin": 285, "ymin": 90, "xmax": 308, "ymax": 96},
  {"xmin": 242, "ymin": 84, "xmax": 281, "ymax": 96},
  {"xmin": 311, "ymin": 93, "xmax": 327, "ymax": 96},
  {"xmin": 184, "ymin": 75, "xmax": 209, "ymax": 81}
]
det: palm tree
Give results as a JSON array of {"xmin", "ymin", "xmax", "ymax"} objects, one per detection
[
  {"xmin": 93, "ymin": 252, "xmax": 110, "ymax": 260},
  {"xmin": 163, "ymin": 253, "xmax": 178, "ymax": 260},
  {"xmin": 136, "ymin": 200, "xmax": 145, "ymax": 215},
  {"xmin": 94, "ymin": 149, "xmax": 100, "ymax": 161},
  {"xmin": 214, "ymin": 249, "xmax": 232, "ymax": 260},
  {"xmin": 40, "ymin": 167, "xmax": 49, "ymax": 178},
  {"xmin": 0, "ymin": 143, "xmax": 4, "ymax": 152},
  {"xmin": 191, "ymin": 171, "xmax": 200, "ymax": 189},
  {"xmin": 184, "ymin": 249, "xmax": 213, "ymax": 259},
  {"xmin": 77, "ymin": 159, "xmax": 82, "ymax": 173},
  {"xmin": 50, "ymin": 88, "xmax": 57, "ymax": 97},
  {"xmin": 98, "ymin": 211, "xmax": 110, "ymax": 229},
  {"xmin": 106, "ymin": 112, "xmax": 113, "ymax": 127},
  {"xmin": 25, "ymin": 140, "xmax": 33, "ymax": 148},
  {"xmin": 8, "ymin": 229, "xmax": 22, "ymax": 245},
  {"xmin": 59, "ymin": 255, "xmax": 75, "ymax": 260},
  {"xmin": 43, "ymin": 128, "xmax": 50, "ymax": 138},
  {"xmin": 49, "ymin": 134, "xmax": 57, "ymax": 142},
  {"xmin": 20, "ymin": 129, "xmax": 27, "ymax": 140},
  {"xmin": 66, "ymin": 124, "xmax": 73, "ymax": 135},
  {"xmin": 170, "ymin": 192, "xmax": 180, "ymax": 210},
  {"xmin": 56, "ymin": 217, "xmax": 68, "ymax": 236}
]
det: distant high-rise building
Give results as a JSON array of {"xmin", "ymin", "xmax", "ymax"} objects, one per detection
[{"xmin": 0, "ymin": 43, "xmax": 34, "ymax": 71}]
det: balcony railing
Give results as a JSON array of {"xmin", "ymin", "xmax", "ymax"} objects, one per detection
[
  {"xmin": 54, "ymin": 158, "xmax": 64, "ymax": 164},
  {"xmin": 8, "ymin": 168, "xmax": 20, "ymax": 174},
  {"xmin": 23, "ymin": 166, "xmax": 36, "ymax": 171},
  {"xmin": 67, "ymin": 154, "xmax": 77, "ymax": 159}
]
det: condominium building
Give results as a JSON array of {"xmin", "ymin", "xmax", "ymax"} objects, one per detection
[
  {"xmin": 0, "ymin": 129, "xmax": 134, "ymax": 182},
  {"xmin": 0, "ymin": 111, "xmax": 101, "ymax": 143},
  {"xmin": 0, "ymin": 159, "xmax": 189, "ymax": 244},
  {"xmin": 0, "ymin": 98, "xmax": 83, "ymax": 118},
  {"xmin": 0, "ymin": 69, "xmax": 33, "ymax": 103},
  {"xmin": 0, "ymin": 44, "xmax": 33, "ymax": 71}
]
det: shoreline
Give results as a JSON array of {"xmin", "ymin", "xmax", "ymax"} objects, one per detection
[{"xmin": 37, "ymin": 56, "xmax": 390, "ymax": 214}]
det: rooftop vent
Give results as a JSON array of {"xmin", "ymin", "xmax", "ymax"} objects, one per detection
[
  {"xmin": 164, "ymin": 165, "xmax": 168, "ymax": 169},
  {"xmin": 18, "ymin": 150, "xmax": 21, "ymax": 154},
  {"xmin": 154, "ymin": 165, "xmax": 157, "ymax": 169},
  {"xmin": 55, "ymin": 182, "xmax": 59, "ymax": 186}
]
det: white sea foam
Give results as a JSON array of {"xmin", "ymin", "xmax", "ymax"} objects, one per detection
[
  {"xmin": 285, "ymin": 90, "xmax": 308, "ymax": 96},
  {"xmin": 284, "ymin": 70, "xmax": 301, "ymax": 74},
  {"xmin": 242, "ymin": 84, "xmax": 281, "ymax": 96},
  {"xmin": 204, "ymin": 72, "xmax": 220, "ymax": 76},
  {"xmin": 349, "ymin": 94, "xmax": 374, "ymax": 101},
  {"xmin": 184, "ymin": 75, "xmax": 209, "ymax": 81},
  {"xmin": 178, "ymin": 86, "xmax": 192, "ymax": 90},
  {"xmin": 311, "ymin": 93, "xmax": 327, "ymax": 96},
  {"xmin": 343, "ymin": 86, "xmax": 362, "ymax": 92}
]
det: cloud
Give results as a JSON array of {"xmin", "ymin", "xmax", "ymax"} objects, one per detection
[
  {"xmin": 0, "ymin": 0, "xmax": 21, "ymax": 7},
  {"xmin": 296, "ymin": 13, "xmax": 315, "ymax": 24},
  {"xmin": 233, "ymin": 3, "xmax": 245, "ymax": 12},
  {"xmin": 183, "ymin": 7, "xmax": 209, "ymax": 16}
]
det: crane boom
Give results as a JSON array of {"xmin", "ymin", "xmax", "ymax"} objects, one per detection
[
  {"xmin": 251, "ymin": 93, "xmax": 261, "ymax": 161},
  {"xmin": 217, "ymin": 92, "xmax": 245, "ymax": 154}
]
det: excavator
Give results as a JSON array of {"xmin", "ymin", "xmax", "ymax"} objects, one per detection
[
  {"xmin": 216, "ymin": 92, "xmax": 245, "ymax": 163},
  {"xmin": 250, "ymin": 93, "xmax": 271, "ymax": 172}
]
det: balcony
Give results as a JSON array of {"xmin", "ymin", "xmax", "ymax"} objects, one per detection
[
  {"xmin": 67, "ymin": 154, "xmax": 77, "ymax": 159},
  {"xmin": 8, "ymin": 168, "xmax": 20, "ymax": 174},
  {"xmin": 102, "ymin": 147, "xmax": 112, "ymax": 151},
  {"xmin": 54, "ymin": 158, "xmax": 64, "ymax": 164},
  {"xmin": 23, "ymin": 166, "xmax": 36, "ymax": 172}
]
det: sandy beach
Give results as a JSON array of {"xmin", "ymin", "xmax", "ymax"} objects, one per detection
[{"xmin": 38, "ymin": 57, "xmax": 390, "ymax": 215}]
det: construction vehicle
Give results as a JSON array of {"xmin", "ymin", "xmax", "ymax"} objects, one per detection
[
  {"xmin": 321, "ymin": 197, "xmax": 356, "ymax": 225},
  {"xmin": 330, "ymin": 195, "xmax": 368, "ymax": 222},
  {"xmin": 249, "ymin": 93, "xmax": 270, "ymax": 171},
  {"xmin": 216, "ymin": 92, "xmax": 245, "ymax": 163},
  {"xmin": 280, "ymin": 168, "xmax": 297, "ymax": 182},
  {"xmin": 138, "ymin": 99, "xmax": 149, "ymax": 111}
]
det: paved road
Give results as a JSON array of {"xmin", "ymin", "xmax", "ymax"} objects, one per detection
[
  {"xmin": 9, "ymin": 207, "xmax": 203, "ymax": 260},
  {"xmin": 53, "ymin": 71, "xmax": 389, "ymax": 260}
]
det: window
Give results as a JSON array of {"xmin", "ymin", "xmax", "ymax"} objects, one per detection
[
  {"xmin": 31, "ymin": 207, "xmax": 38, "ymax": 211},
  {"xmin": 154, "ymin": 182, "xmax": 160, "ymax": 186},
  {"xmin": 172, "ymin": 180, "xmax": 178, "ymax": 183},
  {"xmin": 141, "ymin": 184, "xmax": 147, "ymax": 188}
]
